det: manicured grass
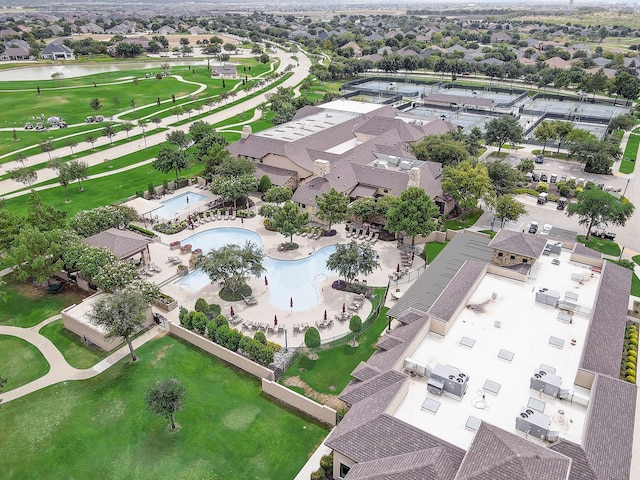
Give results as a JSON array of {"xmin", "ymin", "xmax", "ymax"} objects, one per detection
[
  {"xmin": 0, "ymin": 335, "xmax": 50, "ymax": 390},
  {"xmin": 39, "ymin": 320, "xmax": 113, "ymax": 369},
  {"xmin": 281, "ymin": 297, "xmax": 389, "ymax": 395},
  {"xmin": 423, "ymin": 241, "xmax": 449, "ymax": 264},
  {"xmin": 620, "ymin": 133, "xmax": 639, "ymax": 175},
  {"xmin": 0, "ymin": 280, "xmax": 87, "ymax": 328},
  {"xmin": 0, "ymin": 335, "xmax": 328, "ymax": 480},
  {"xmin": 632, "ymin": 254, "xmax": 640, "ymax": 266},
  {"xmin": 0, "ymin": 124, "xmax": 102, "ymax": 159},
  {"xmin": 443, "ymin": 209, "xmax": 483, "ymax": 231},
  {"xmin": 632, "ymin": 273, "xmax": 640, "ymax": 297},
  {"xmin": 577, "ymin": 235, "xmax": 621, "ymax": 257},
  {"xmin": 478, "ymin": 229, "xmax": 498, "ymax": 238}
]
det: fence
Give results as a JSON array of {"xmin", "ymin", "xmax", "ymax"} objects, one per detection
[{"xmin": 262, "ymin": 379, "xmax": 337, "ymax": 426}]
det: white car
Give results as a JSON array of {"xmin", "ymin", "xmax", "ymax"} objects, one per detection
[{"xmin": 541, "ymin": 224, "xmax": 553, "ymax": 235}]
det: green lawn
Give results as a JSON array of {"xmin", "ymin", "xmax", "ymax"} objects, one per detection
[
  {"xmin": 577, "ymin": 235, "xmax": 622, "ymax": 257},
  {"xmin": 632, "ymin": 273, "xmax": 640, "ymax": 297},
  {"xmin": 443, "ymin": 209, "xmax": 483, "ymax": 231},
  {"xmin": 38, "ymin": 320, "xmax": 113, "ymax": 369},
  {"xmin": 0, "ymin": 335, "xmax": 50, "ymax": 390},
  {"xmin": 281, "ymin": 301, "xmax": 389, "ymax": 395},
  {"xmin": 423, "ymin": 241, "xmax": 449, "ymax": 264},
  {"xmin": 632, "ymin": 254, "xmax": 640, "ymax": 266},
  {"xmin": 478, "ymin": 229, "xmax": 498, "ymax": 238},
  {"xmin": 0, "ymin": 335, "xmax": 328, "ymax": 480},
  {"xmin": 0, "ymin": 280, "xmax": 87, "ymax": 328},
  {"xmin": 620, "ymin": 133, "xmax": 639, "ymax": 175}
]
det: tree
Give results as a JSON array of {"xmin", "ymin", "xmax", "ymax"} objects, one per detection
[
  {"xmin": 258, "ymin": 175, "xmax": 272, "ymax": 193},
  {"xmin": 15, "ymin": 152, "xmax": 27, "ymax": 167},
  {"xmin": 102, "ymin": 124, "xmax": 117, "ymax": 145},
  {"xmin": 486, "ymin": 159, "xmax": 521, "ymax": 196},
  {"xmin": 66, "ymin": 140, "xmax": 78, "ymax": 156},
  {"xmin": 495, "ymin": 195, "xmax": 527, "ymax": 227},
  {"xmin": 87, "ymin": 289, "xmax": 149, "ymax": 362},
  {"xmin": 386, "ymin": 187, "xmax": 439, "ymax": 247},
  {"xmin": 214, "ymin": 156, "xmax": 255, "ymax": 178},
  {"xmin": 270, "ymin": 201, "xmax": 309, "ymax": 245},
  {"xmin": 326, "ymin": 241, "xmax": 379, "ymax": 285},
  {"xmin": 517, "ymin": 158, "xmax": 535, "ymax": 174},
  {"xmin": 188, "ymin": 120, "xmax": 213, "ymax": 143},
  {"xmin": 567, "ymin": 189, "xmax": 634, "ymax": 239},
  {"xmin": 349, "ymin": 315, "xmax": 363, "ymax": 346},
  {"xmin": 26, "ymin": 192, "xmax": 66, "ymax": 232},
  {"xmin": 93, "ymin": 261, "xmax": 138, "ymax": 293},
  {"xmin": 121, "ymin": 122, "xmax": 135, "ymax": 139},
  {"xmin": 534, "ymin": 121, "xmax": 555, "ymax": 155},
  {"xmin": 166, "ymin": 130, "xmax": 190, "ymax": 151},
  {"xmin": 348, "ymin": 197, "xmax": 377, "ymax": 225},
  {"xmin": 69, "ymin": 206, "xmax": 137, "ymax": 238},
  {"xmin": 146, "ymin": 378, "xmax": 185, "ymax": 431},
  {"xmin": 40, "ymin": 140, "xmax": 55, "ymax": 161},
  {"xmin": 7, "ymin": 225, "xmax": 65, "ymax": 282},
  {"xmin": 304, "ymin": 327, "xmax": 321, "ymax": 359},
  {"xmin": 264, "ymin": 186, "xmax": 291, "ymax": 204},
  {"xmin": 51, "ymin": 71, "xmax": 64, "ymax": 85},
  {"xmin": 85, "ymin": 133, "xmax": 98, "ymax": 150},
  {"xmin": 442, "ymin": 161, "xmax": 493, "ymax": 217},
  {"xmin": 484, "ymin": 116, "xmax": 523, "ymax": 153},
  {"xmin": 89, "ymin": 97, "xmax": 102, "ymax": 114},
  {"xmin": 57, "ymin": 163, "xmax": 73, "ymax": 203},
  {"xmin": 153, "ymin": 145, "xmax": 189, "ymax": 181},
  {"xmin": 609, "ymin": 114, "xmax": 636, "ymax": 133},
  {"xmin": 7, "ymin": 166, "xmax": 37, "ymax": 188},
  {"xmin": 411, "ymin": 133, "xmax": 470, "ymax": 166},
  {"xmin": 316, "ymin": 188, "xmax": 349, "ymax": 232},
  {"xmin": 199, "ymin": 241, "xmax": 265, "ymax": 294},
  {"xmin": 210, "ymin": 174, "xmax": 258, "ymax": 209},
  {"xmin": 611, "ymin": 73, "xmax": 640, "ymax": 103}
]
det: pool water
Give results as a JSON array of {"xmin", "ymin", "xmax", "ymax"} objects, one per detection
[
  {"xmin": 175, "ymin": 228, "xmax": 337, "ymax": 311},
  {"xmin": 155, "ymin": 192, "xmax": 207, "ymax": 220}
]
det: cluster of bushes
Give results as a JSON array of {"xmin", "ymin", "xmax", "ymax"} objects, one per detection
[
  {"xmin": 621, "ymin": 324, "xmax": 638, "ymax": 384},
  {"xmin": 310, "ymin": 454, "xmax": 333, "ymax": 480},
  {"xmin": 153, "ymin": 220, "xmax": 188, "ymax": 234},
  {"xmin": 179, "ymin": 298, "xmax": 277, "ymax": 366}
]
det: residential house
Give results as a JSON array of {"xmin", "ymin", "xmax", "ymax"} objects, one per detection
[
  {"xmin": 41, "ymin": 40, "xmax": 75, "ymax": 60},
  {"xmin": 0, "ymin": 39, "xmax": 31, "ymax": 61},
  {"xmin": 210, "ymin": 63, "xmax": 238, "ymax": 79},
  {"xmin": 342, "ymin": 41, "xmax": 363, "ymax": 58}
]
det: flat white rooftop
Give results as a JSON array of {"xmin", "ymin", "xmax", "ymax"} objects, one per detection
[
  {"xmin": 255, "ymin": 109, "xmax": 358, "ymax": 142},
  {"xmin": 319, "ymin": 98, "xmax": 384, "ymax": 114},
  {"xmin": 391, "ymin": 249, "xmax": 601, "ymax": 450}
]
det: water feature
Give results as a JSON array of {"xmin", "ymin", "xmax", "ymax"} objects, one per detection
[{"xmin": 154, "ymin": 191, "xmax": 207, "ymax": 220}]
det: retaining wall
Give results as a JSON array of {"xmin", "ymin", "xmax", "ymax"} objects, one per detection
[{"xmin": 261, "ymin": 379, "xmax": 337, "ymax": 426}]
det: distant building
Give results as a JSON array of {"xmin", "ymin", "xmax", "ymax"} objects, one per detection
[{"xmin": 210, "ymin": 63, "xmax": 238, "ymax": 79}]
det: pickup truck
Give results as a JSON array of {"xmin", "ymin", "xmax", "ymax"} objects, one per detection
[{"xmin": 590, "ymin": 228, "xmax": 616, "ymax": 240}]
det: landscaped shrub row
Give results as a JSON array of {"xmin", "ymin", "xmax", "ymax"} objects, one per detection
[
  {"xmin": 621, "ymin": 323, "xmax": 638, "ymax": 384},
  {"xmin": 178, "ymin": 299, "xmax": 276, "ymax": 366}
]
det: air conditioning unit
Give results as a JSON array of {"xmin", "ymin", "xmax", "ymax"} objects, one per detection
[
  {"xmin": 387, "ymin": 155, "xmax": 399, "ymax": 166},
  {"xmin": 428, "ymin": 363, "xmax": 469, "ymax": 399},
  {"xmin": 516, "ymin": 407, "xmax": 552, "ymax": 440},
  {"xmin": 373, "ymin": 160, "xmax": 388, "ymax": 169},
  {"xmin": 530, "ymin": 368, "xmax": 563, "ymax": 397},
  {"xmin": 403, "ymin": 357, "xmax": 431, "ymax": 377},
  {"xmin": 399, "ymin": 160, "xmax": 413, "ymax": 170}
]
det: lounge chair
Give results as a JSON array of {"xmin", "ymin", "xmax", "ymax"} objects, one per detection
[
  {"xmin": 150, "ymin": 263, "xmax": 162, "ymax": 273},
  {"xmin": 140, "ymin": 266, "xmax": 154, "ymax": 276},
  {"xmin": 230, "ymin": 211, "xmax": 236, "ymax": 220},
  {"xmin": 217, "ymin": 211, "xmax": 222, "ymax": 220},
  {"xmin": 167, "ymin": 256, "xmax": 181, "ymax": 265},
  {"xmin": 242, "ymin": 295, "xmax": 258, "ymax": 306},
  {"xmin": 368, "ymin": 232, "xmax": 379, "ymax": 243}
]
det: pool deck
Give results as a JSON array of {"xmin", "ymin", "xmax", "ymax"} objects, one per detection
[{"xmin": 141, "ymin": 189, "xmax": 422, "ymax": 346}]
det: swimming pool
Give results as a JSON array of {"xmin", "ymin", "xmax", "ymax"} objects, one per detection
[
  {"xmin": 154, "ymin": 192, "xmax": 208, "ymax": 220},
  {"xmin": 175, "ymin": 228, "xmax": 337, "ymax": 311}
]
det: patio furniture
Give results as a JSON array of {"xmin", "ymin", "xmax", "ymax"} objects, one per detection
[
  {"xmin": 150, "ymin": 263, "xmax": 162, "ymax": 273},
  {"xmin": 167, "ymin": 256, "xmax": 181, "ymax": 265},
  {"xmin": 140, "ymin": 266, "xmax": 155, "ymax": 276},
  {"xmin": 242, "ymin": 295, "xmax": 258, "ymax": 306},
  {"xmin": 391, "ymin": 290, "xmax": 403, "ymax": 300},
  {"xmin": 304, "ymin": 322, "xmax": 309, "ymax": 330},
  {"xmin": 368, "ymin": 232, "xmax": 379, "ymax": 243},
  {"xmin": 293, "ymin": 324, "xmax": 300, "ymax": 332},
  {"xmin": 230, "ymin": 211, "xmax": 236, "ymax": 220},
  {"xmin": 316, "ymin": 321, "xmax": 326, "ymax": 329},
  {"xmin": 277, "ymin": 326, "xmax": 284, "ymax": 334}
]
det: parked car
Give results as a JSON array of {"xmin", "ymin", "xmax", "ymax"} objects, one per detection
[
  {"xmin": 532, "ymin": 172, "xmax": 540, "ymax": 182},
  {"xmin": 24, "ymin": 122, "xmax": 34, "ymax": 130},
  {"xmin": 535, "ymin": 154, "xmax": 544, "ymax": 164},
  {"xmin": 540, "ymin": 173, "xmax": 548, "ymax": 182},
  {"xmin": 557, "ymin": 197, "xmax": 567, "ymax": 210},
  {"xmin": 58, "ymin": 121, "xmax": 67, "ymax": 128},
  {"xmin": 590, "ymin": 227, "xmax": 616, "ymax": 240},
  {"xmin": 528, "ymin": 221, "xmax": 539, "ymax": 234},
  {"xmin": 541, "ymin": 224, "xmax": 553, "ymax": 235},
  {"xmin": 86, "ymin": 116, "xmax": 95, "ymax": 123},
  {"xmin": 95, "ymin": 115, "xmax": 104, "ymax": 122},
  {"xmin": 35, "ymin": 123, "xmax": 45, "ymax": 131}
]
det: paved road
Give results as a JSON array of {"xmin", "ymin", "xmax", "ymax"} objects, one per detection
[{"xmin": 0, "ymin": 47, "xmax": 311, "ymax": 198}]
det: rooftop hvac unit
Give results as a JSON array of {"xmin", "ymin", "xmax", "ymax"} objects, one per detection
[
  {"xmin": 387, "ymin": 155, "xmax": 399, "ymax": 166},
  {"xmin": 535, "ymin": 287, "xmax": 560, "ymax": 307},
  {"xmin": 530, "ymin": 368, "xmax": 563, "ymax": 397},
  {"xmin": 399, "ymin": 160, "xmax": 413, "ymax": 170},
  {"xmin": 403, "ymin": 357, "xmax": 431, "ymax": 378},
  {"xmin": 428, "ymin": 363, "xmax": 469, "ymax": 399},
  {"xmin": 373, "ymin": 160, "xmax": 388, "ymax": 169},
  {"xmin": 515, "ymin": 407, "xmax": 552, "ymax": 440}
]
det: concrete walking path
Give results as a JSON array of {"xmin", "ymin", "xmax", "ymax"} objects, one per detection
[{"xmin": 0, "ymin": 315, "xmax": 167, "ymax": 404}]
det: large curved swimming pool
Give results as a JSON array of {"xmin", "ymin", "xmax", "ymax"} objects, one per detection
[{"xmin": 175, "ymin": 228, "xmax": 337, "ymax": 311}]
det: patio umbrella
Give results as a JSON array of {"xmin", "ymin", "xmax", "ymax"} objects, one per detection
[
  {"xmin": 366, "ymin": 226, "xmax": 370, "ymax": 235},
  {"xmin": 230, "ymin": 306, "xmax": 235, "ymax": 317},
  {"xmin": 324, "ymin": 310, "xmax": 327, "ymax": 321},
  {"xmin": 342, "ymin": 303, "xmax": 346, "ymax": 314},
  {"xmin": 397, "ymin": 263, "xmax": 401, "ymax": 273},
  {"xmin": 264, "ymin": 276, "xmax": 268, "ymax": 286},
  {"xmin": 274, "ymin": 315, "xmax": 278, "ymax": 326},
  {"xmin": 290, "ymin": 297, "xmax": 293, "ymax": 312},
  {"xmin": 412, "ymin": 251, "xmax": 415, "ymax": 261}
]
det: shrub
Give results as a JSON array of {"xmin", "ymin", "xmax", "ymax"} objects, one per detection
[
  {"xmin": 258, "ymin": 174, "xmax": 272, "ymax": 193},
  {"xmin": 310, "ymin": 470, "xmax": 324, "ymax": 480},
  {"xmin": 194, "ymin": 298, "xmax": 209, "ymax": 313},
  {"xmin": 267, "ymin": 341, "xmax": 282, "ymax": 352},
  {"xmin": 206, "ymin": 320, "xmax": 218, "ymax": 340},
  {"xmin": 162, "ymin": 178, "xmax": 169, "ymax": 190},
  {"xmin": 626, "ymin": 361, "xmax": 636, "ymax": 369},
  {"xmin": 215, "ymin": 314, "xmax": 228, "ymax": 328},
  {"xmin": 191, "ymin": 311, "xmax": 208, "ymax": 335},
  {"xmin": 148, "ymin": 183, "xmax": 155, "ymax": 196},
  {"xmin": 513, "ymin": 187, "xmax": 539, "ymax": 196},
  {"xmin": 536, "ymin": 182, "xmax": 549, "ymax": 193},
  {"xmin": 179, "ymin": 307, "xmax": 191, "ymax": 329},
  {"xmin": 206, "ymin": 303, "xmax": 222, "ymax": 319},
  {"xmin": 320, "ymin": 454, "xmax": 333, "ymax": 475},
  {"xmin": 626, "ymin": 375, "xmax": 636, "ymax": 383},
  {"xmin": 254, "ymin": 331, "xmax": 267, "ymax": 345}
]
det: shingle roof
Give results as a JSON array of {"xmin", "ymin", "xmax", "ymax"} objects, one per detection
[
  {"xmin": 548, "ymin": 440, "xmax": 597, "ymax": 480},
  {"xmin": 253, "ymin": 163, "xmax": 296, "ymax": 187},
  {"xmin": 83, "ymin": 228, "xmax": 150, "ymax": 259},
  {"xmin": 339, "ymin": 370, "xmax": 406, "ymax": 406},
  {"xmin": 489, "ymin": 230, "xmax": 549, "ymax": 258},
  {"xmin": 345, "ymin": 446, "xmax": 458, "ymax": 480},
  {"xmin": 388, "ymin": 233, "xmax": 493, "ymax": 319},
  {"xmin": 579, "ymin": 261, "xmax": 631, "ymax": 377},
  {"xmin": 375, "ymin": 334, "xmax": 404, "ymax": 351},
  {"xmin": 427, "ymin": 261, "xmax": 486, "ymax": 323},
  {"xmin": 582, "ymin": 374, "xmax": 637, "ymax": 480},
  {"xmin": 327, "ymin": 413, "xmax": 466, "ymax": 467},
  {"xmin": 572, "ymin": 242, "xmax": 602, "ymax": 259},
  {"xmin": 455, "ymin": 422, "xmax": 571, "ymax": 480},
  {"xmin": 350, "ymin": 362, "xmax": 382, "ymax": 382}
]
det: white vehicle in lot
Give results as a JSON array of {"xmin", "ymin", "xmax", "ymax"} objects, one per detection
[{"xmin": 541, "ymin": 224, "xmax": 553, "ymax": 235}]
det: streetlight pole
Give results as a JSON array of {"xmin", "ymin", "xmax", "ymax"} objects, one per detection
[{"xmin": 284, "ymin": 329, "xmax": 288, "ymax": 352}]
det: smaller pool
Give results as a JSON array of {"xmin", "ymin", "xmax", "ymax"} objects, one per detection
[{"xmin": 154, "ymin": 192, "xmax": 207, "ymax": 220}]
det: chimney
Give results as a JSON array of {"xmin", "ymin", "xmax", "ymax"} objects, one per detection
[
  {"xmin": 241, "ymin": 125, "xmax": 252, "ymax": 139},
  {"xmin": 408, "ymin": 167, "xmax": 421, "ymax": 188},
  {"xmin": 313, "ymin": 159, "xmax": 330, "ymax": 178}
]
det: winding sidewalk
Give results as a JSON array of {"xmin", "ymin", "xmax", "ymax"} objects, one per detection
[{"xmin": 0, "ymin": 315, "xmax": 167, "ymax": 404}]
